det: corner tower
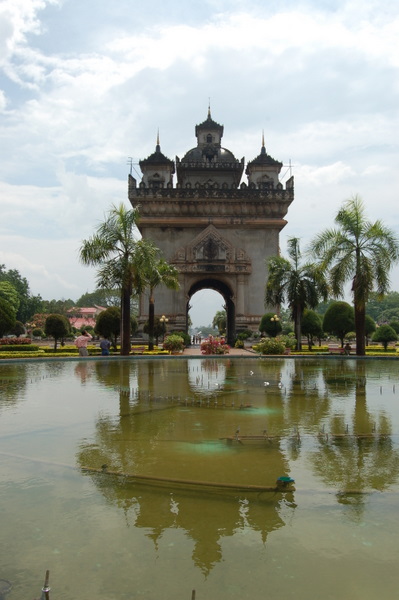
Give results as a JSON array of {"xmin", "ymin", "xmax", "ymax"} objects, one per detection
[{"xmin": 138, "ymin": 132, "xmax": 175, "ymax": 188}]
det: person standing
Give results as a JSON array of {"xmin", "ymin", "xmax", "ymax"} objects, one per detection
[
  {"xmin": 75, "ymin": 330, "xmax": 92, "ymax": 357},
  {"xmin": 99, "ymin": 337, "xmax": 111, "ymax": 356}
]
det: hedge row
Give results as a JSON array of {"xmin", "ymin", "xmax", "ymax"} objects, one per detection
[{"xmin": 0, "ymin": 344, "xmax": 40, "ymax": 352}]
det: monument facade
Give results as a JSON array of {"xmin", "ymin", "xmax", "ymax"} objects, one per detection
[{"xmin": 128, "ymin": 110, "xmax": 294, "ymax": 344}]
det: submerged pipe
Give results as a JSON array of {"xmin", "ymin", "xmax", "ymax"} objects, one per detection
[{"xmin": 82, "ymin": 465, "xmax": 294, "ymax": 493}]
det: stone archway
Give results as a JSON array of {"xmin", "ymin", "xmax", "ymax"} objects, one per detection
[
  {"xmin": 128, "ymin": 110, "xmax": 294, "ymax": 340},
  {"xmin": 188, "ymin": 278, "xmax": 236, "ymax": 345}
]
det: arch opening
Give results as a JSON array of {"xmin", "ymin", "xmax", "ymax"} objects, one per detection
[{"xmin": 187, "ymin": 278, "xmax": 236, "ymax": 345}]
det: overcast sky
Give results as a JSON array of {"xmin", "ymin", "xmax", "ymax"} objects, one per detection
[{"xmin": 1, "ymin": 0, "xmax": 398, "ymax": 327}]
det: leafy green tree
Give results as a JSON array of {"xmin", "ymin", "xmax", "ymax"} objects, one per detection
[
  {"xmin": 322, "ymin": 301, "xmax": 355, "ymax": 347},
  {"xmin": 11, "ymin": 321, "xmax": 25, "ymax": 337},
  {"xmin": 301, "ymin": 309, "xmax": 323, "ymax": 350},
  {"xmin": 45, "ymin": 314, "xmax": 70, "ymax": 351},
  {"xmin": 76, "ymin": 289, "xmax": 129, "ymax": 309},
  {"xmin": 365, "ymin": 315, "xmax": 377, "ymax": 345},
  {"xmin": 79, "ymin": 203, "xmax": 141, "ymax": 355},
  {"xmin": 315, "ymin": 299, "xmax": 336, "ymax": 317},
  {"xmin": 95, "ymin": 307, "xmax": 120, "ymax": 349},
  {"xmin": 266, "ymin": 237, "xmax": 328, "ymax": 350},
  {"xmin": 259, "ymin": 312, "xmax": 283, "ymax": 337},
  {"xmin": 0, "ymin": 281, "xmax": 19, "ymax": 316},
  {"xmin": 0, "ymin": 297, "xmax": 16, "ymax": 337},
  {"xmin": 279, "ymin": 307, "xmax": 294, "ymax": 335},
  {"xmin": 0, "ymin": 264, "xmax": 43, "ymax": 322},
  {"xmin": 133, "ymin": 239, "xmax": 180, "ymax": 351},
  {"xmin": 310, "ymin": 196, "xmax": 399, "ymax": 355},
  {"xmin": 378, "ymin": 308, "xmax": 399, "ymax": 323},
  {"xmin": 389, "ymin": 320, "xmax": 399, "ymax": 334},
  {"xmin": 212, "ymin": 310, "xmax": 227, "ymax": 335},
  {"xmin": 41, "ymin": 299, "xmax": 75, "ymax": 315},
  {"xmin": 193, "ymin": 325, "xmax": 217, "ymax": 337},
  {"xmin": 24, "ymin": 294, "xmax": 44, "ymax": 322},
  {"xmin": 366, "ymin": 291, "xmax": 399, "ymax": 322},
  {"xmin": 372, "ymin": 324, "xmax": 398, "ymax": 350},
  {"xmin": 96, "ymin": 306, "xmax": 138, "ymax": 349}
]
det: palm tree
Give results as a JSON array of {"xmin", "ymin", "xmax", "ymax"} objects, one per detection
[
  {"xmin": 212, "ymin": 310, "xmax": 227, "ymax": 335},
  {"xmin": 79, "ymin": 203, "xmax": 140, "ymax": 355},
  {"xmin": 133, "ymin": 239, "xmax": 180, "ymax": 351},
  {"xmin": 310, "ymin": 196, "xmax": 399, "ymax": 355},
  {"xmin": 265, "ymin": 237, "xmax": 328, "ymax": 350}
]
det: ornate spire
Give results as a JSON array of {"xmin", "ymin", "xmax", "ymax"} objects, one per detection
[
  {"xmin": 261, "ymin": 130, "xmax": 266, "ymax": 155},
  {"xmin": 156, "ymin": 128, "xmax": 160, "ymax": 152},
  {"xmin": 207, "ymin": 99, "xmax": 211, "ymax": 119}
]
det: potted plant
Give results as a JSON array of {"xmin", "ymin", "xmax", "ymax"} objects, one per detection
[{"xmin": 163, "ymin": 334, "xmax": 185, "ymax": 354}]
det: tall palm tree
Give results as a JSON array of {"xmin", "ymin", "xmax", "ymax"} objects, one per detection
[
  {"xmin": 79, "ymin": 203, "xmax": 140, "ymax": 355},
  {"xmin": 265, "ymin": 237, "xmax": 328, "ymax": 350},
  {"xmin": 133, "ymin": 239, "xmax": 180, "ymax": 351},
  {"xmin": 310, "ymin": 196, "xmax": 399, "ymax": 355}
]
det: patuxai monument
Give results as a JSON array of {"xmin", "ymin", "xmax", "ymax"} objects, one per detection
[{"xmin": 128, "ymin": 109, "xmax": 294, "ymax": 344}]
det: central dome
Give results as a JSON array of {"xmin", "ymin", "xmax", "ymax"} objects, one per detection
[
  {"xmin": 182, "ymin": 145, "xmax": 237, "ymax": 164},
  {"xmin": 176, "ymin": 110, "xmax": 244, "ymax": 187}
]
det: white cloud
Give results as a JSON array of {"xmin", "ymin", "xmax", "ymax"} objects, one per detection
[
  {"xmin": 0, "ymin": 237, "xmax": 94, "ymax": 299},
  {"xmin": 0, "ymin": 0, "xmax": 398, "ymax": 320},
  {"xmin": 298, "ymin": 162, "xmax": 356, "ymax": 185}
]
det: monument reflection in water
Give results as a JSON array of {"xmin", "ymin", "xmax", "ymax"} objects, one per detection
[{"xmin": 0, "ymin": 357, "xmax": 399, "ymax": 600}]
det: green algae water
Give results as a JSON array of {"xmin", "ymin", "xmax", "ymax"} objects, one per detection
[{"xmin": 1, "ymin": 357, "xmax": 399, "ymax": 599}]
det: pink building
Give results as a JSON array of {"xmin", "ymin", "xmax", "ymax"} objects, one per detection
[{"xmin": 67, "ymin": 306, "xmax": 106, "ymax": 330}]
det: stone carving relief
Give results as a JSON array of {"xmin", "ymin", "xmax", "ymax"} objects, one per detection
[{"xmin": 172, "ymin": 225, "xmax": 251, "ymax": 274}]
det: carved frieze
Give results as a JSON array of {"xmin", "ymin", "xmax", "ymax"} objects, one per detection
[{"xmin": 172, "ymin": 225, "xmax": 252, "ymax": 274}]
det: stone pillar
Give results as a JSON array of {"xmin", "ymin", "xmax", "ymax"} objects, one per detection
[{"xmin": 236, "ymin": 274, "xmax": 245, "ymax": 316}]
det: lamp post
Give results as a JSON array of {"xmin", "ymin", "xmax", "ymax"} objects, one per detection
[
  {"xmin": 270, "ymin": 314, "xmax": 280, "ymax": 337},
  {"xmin": 160, "ymin": 315, "xmax": 169, "ymax": 343}
]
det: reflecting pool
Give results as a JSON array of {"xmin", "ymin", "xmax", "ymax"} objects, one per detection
[{"xmin": 1, "ymin": 357, "xmax": 399, "ymax": 599}]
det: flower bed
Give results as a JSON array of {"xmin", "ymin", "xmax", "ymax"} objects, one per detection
[
  {"xmin": 0, "ymin": 337, "xmax": 32, "ymax": 345},
  {"xmin": 200, "ymin": 336, "xmax": 230, "ymax": 355},
  {"xmin": 0, "ymin": 351, "xmax": 47, "ymax": 359}
]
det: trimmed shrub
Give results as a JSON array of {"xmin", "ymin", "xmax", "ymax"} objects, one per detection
[
  {"xmin": 32, "ymin": 328, "xmax": 44, "ymax": 338},
  {"xmin": 173, "ymin": 330, "xmax": 191, "ymax": 346},
  {"xmin": 163, "ymin": 334, "xmax": 185, "ymax": 352},
  {"xmin": 236, "ymin": 329, "xmax": 253, "ymax": 340},
  {"xmin": 253, "ymin": 338, "xmax": 285, "ymax": 355}
]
